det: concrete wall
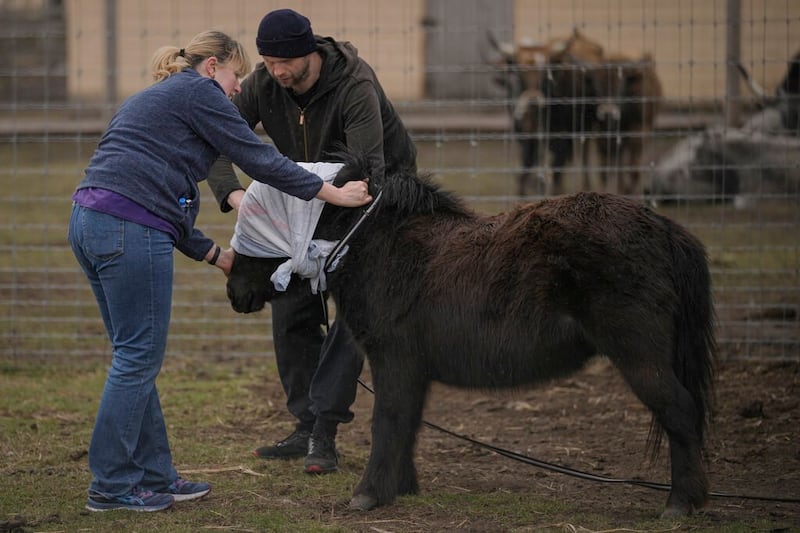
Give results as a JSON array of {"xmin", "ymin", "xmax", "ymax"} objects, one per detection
[
  {"xmin": 64, "ymin": 0, "xmax": 426, "ymax": 103},
  {"xmin": 63, "ymin": 0, "xmax": 800, "ymax": 104}
]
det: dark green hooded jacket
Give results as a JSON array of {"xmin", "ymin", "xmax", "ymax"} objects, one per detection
[{"xmin": 207, "ymin": 36, "xmax": 417, "ymax": 211}]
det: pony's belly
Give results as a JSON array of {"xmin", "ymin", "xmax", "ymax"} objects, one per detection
[{"xmin": 429, "ymin": 348, "xmax": 590, "ymax": 390}]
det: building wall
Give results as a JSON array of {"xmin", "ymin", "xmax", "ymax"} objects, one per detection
[
  {"xmin": 64, "ymin": 0, "xmax": 426, "ymax": 103},
  {"xmin": 64, "ymin": 0, "xmax": 800, "ymax": 104}
]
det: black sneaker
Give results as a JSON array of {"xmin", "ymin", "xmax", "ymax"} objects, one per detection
[
  {"xmin": 304, "ymin": 432, "xmax": 339, "ymax": 474},
  {"xmin": 253, "ymin": 429, "xmax": 310, "ymax": 459}
]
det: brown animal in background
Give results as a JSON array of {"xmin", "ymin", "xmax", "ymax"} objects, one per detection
[
  {"xmin": 492, "ymin": 30, "xmax": 662, "ymax": 196},
  {"xmin": 591, "ymin": 53, "xmax": 663, "ymax": 194},
  {"xmin": 488, "ymin": 33, "xmax": 566, "ymax": 195},
  {"xmin": 540, "ymin": 29, "xmax": 604, "ymax": 194},
  {"xmin": 491, "ymin": 29, "xmax": 605, "ymax": 195},
  {"xmin": 501, "ymin": 37, "xmax": 559, "ymax": 196}
]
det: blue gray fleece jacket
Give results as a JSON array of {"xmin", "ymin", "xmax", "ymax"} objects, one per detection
[{"xmin": 75, "ymin": 68, "xmax": 324, "ymax": 260}]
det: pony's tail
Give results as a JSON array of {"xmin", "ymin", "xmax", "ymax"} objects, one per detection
[{"xmin": 649, "ymin": 223, "xmax": 717, "ymax": 456}]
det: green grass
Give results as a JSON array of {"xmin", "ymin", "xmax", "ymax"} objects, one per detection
[
  {"xmin": 2, "ymin": 358, "xmax": 788, "ymax": 532},
  {"xmin": 0, "ymin": 358, "xmax": 360, "ymax": 532}
]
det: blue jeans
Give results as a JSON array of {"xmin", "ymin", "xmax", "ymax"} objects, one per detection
[{"xmin": 68, "ymin": 205, "xmax": 178, "ymax": 498}]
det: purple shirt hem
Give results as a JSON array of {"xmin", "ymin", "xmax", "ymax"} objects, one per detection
[{"xmin": 73, "ymin": 188, "xmax": 180, "ymax": 242}]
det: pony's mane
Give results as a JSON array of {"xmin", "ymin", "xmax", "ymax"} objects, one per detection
[
  {"xmin": 331, "ymin": 149, "xmax": 471, "ymax": 219},
  {"xmin": 381, "ymin": 170, "xmax": 470, "ymax": 218}
]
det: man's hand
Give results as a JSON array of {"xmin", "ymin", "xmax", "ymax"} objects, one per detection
[{"xmin": 226, "ymin": 189, "xmax": 246, "ymax": 210}]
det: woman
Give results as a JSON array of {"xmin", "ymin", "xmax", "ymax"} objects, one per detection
[{"xmin": 68, "ymin": 30, "xmax": 371, "ymax": 513}]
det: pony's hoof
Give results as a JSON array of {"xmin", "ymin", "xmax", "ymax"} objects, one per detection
[
  {"xmin": 660, "ymin": 505, "xmax": 690, "ymax": 518},
  {"xmin": 349, "ymin": 493, "xmax": 378, "ymax": 511}
]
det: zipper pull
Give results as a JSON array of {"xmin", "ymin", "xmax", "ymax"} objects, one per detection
[{"xmin": 299, "ymin": 110, "xmax": 305, "ymax": 126}]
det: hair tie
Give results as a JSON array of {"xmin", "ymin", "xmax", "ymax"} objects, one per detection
[{"xmin": 179, "ymin": 48, "xmax": 186, "ymax": 57}]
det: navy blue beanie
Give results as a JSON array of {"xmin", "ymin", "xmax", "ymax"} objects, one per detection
[{"xmin": 256, "ymin": 9, "xmax": 317, "ymax": 58}]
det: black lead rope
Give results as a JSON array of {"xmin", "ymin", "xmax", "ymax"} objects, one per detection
[
  {"xmin": 319, "ymin": 189, "xmax": 384, "ymax": 330},
  {"xmin": 324, "ymin": 189, "xmax": 384, "ymax": 274},
  {"xmin": 355, "ymin": 378, "xmax": 800, "ymax": 505}
]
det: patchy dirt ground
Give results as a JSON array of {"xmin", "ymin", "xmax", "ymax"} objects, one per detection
[{"xmin": 275, "ymin": 357, "xmax": 800, "ymax": 531}]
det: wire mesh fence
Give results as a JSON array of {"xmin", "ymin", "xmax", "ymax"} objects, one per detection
[{"xmin": 1, "ymin": 0, "xmax": 798, "ymax": 362}]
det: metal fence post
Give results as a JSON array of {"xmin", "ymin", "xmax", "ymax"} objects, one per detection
[
  {"xmin": 105, "ymin": 0, "xmax": 117, "ymax": 116},
  {"xmin": 726, "ymin": 0, "xmax": 741, "ymax": 127}
]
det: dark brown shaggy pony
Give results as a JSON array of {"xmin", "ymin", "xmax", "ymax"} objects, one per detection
[{"xmin": 226, "ymin": 153, "xmax": 717, "ymax": 518}]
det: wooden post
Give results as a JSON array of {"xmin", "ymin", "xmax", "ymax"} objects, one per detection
[
  {"xmin": 105, "ymin": 0, "xmax": 117, "ymax": 116},
  {"xmin": 726, "ymin": 0, "xmax": 741, "ymax": 127}
]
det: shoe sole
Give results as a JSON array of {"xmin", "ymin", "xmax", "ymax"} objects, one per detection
[
  {"xmin": 85, "ymin": 501, "xmax": 174, "ymax": 512},
  {"xmin": 253, "ymin": 450, "xmax": 307, "ymax": 460},
  {"xmin": 167, "ymin": 488, "xmax": 211, "ymax": 502},
  {"xmin": 304, "ymin": 464, "xmax": 338, "ymax": 474}
]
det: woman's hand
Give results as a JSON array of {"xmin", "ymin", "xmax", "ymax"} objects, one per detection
[
  {"xmin": 205, "ymin": 245, "xmax": 234, "ymax": 276},
  {"xmin": 214, "ymin": 248, "xmax": 234, "ymax": 276},
  {"xmin": 316, "ymin": 179, "xmax": 372, "ymax": 207}
]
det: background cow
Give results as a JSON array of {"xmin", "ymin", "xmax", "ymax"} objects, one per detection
[
  {"xmin": 648, "ymin": 117, "xmax": 800, "ymax": 205},
  {"xmin": 489, "ymin": 35, "xmax": 554, "ymax": 195},
  {"xmin": 591, "ymin": 53, "xmax": 663, "ymax": 194},
  {"xmin": 539, "ymin": 30, "xmax": 604, "ymax": 195},
  {"xmin": 739, "ymin": 49, "xmax": 800, "ymax": 135},
  {"xmin": 490, "ymin": 30, "xmax": 662, "ymax": 196},
  {"xmin": 650, "ymin": 49, "xmax": 800, "ymax": 204},
  {"xmin": 490, "ymin": 29, "xmax": 604, "ymax": 195}
]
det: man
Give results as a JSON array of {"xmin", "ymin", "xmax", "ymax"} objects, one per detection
[{"xmin": 207, "ymin": 8, "xmax": 417, "ymax": 474}]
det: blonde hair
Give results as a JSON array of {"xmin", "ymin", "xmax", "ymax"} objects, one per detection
[{"xmin": 151, "ymin": 30, "xmax": 252, "ymax": 82}]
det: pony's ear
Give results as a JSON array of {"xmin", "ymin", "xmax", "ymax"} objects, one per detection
[{"xmin": 325, "ymin": 143, "xmax": 375, "ymax": 187}]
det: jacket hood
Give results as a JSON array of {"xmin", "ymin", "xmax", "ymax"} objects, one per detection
[{"xmin": 316, "ymin": 37, "xmax": 362, "ymax": 90}]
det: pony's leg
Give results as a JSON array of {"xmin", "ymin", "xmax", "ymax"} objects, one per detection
[
  {"xmin": 350, "ymin": 359, "xmax": 428, "ymax": 511},
  {"xmin": 594, "ymin": 137, "xmax": 609, "ymax": 192},
  {"xmin": 581, "ymin": 136, "xmax": 592, "ymax": 191},
  {"xmin": 518, "ymin": 139, "xmax": 539, "ymax": 196},
  {"xmin": 549, "ymin": 141, "xmax": 571, "ymax": 195},
  {"xmin": 623, "ymin": 138, "xmax": 643, "ymax": 195},
  {"xmin": 517, "ymin": 170, "xmax": 531, "ymax": 197},
  {"xmin": 598, "ymin": 152, "xmax": 609, "ymax": 192},
  {"xmin": 613, "ymin": 355, "xmax": 708, "ymax": 517}
]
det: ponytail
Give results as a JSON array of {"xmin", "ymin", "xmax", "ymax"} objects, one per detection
[
  {"xmin": 150, "ymin": 30, "xmax": 252, "ymax": 82},
  {"xmin": 151, "ymin": 46, "xmax": 191, "ymax": 82}
]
